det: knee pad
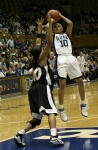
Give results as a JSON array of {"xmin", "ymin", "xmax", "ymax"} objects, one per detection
[{"xmin": 28, "ymin": 118, "xmax": 41, "ymax": 128}]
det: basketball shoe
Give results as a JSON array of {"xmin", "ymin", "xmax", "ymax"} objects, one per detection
[
  {"xmin": 80, "ymin": 104, "xmax": 88, "ymax": 117},
  {"xmin": 14, "ymin": 133, "xmax": 25, "ymax": 147},
  {"xmin": 59, "ymin": 108, "xmax": 68, "ymax": 122},
  {"xmin": 50, "ymin": 135, "xmax": 64, "ymax": 145}
]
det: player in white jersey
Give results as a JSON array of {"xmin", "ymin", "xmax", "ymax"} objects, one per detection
[
  {"xmin": 54, "ymin": 33, "xmax": 72, "ymax": 55},
  {"xmin": 52, "ymin": 12, "xmax": 88, "ymax": 122}
]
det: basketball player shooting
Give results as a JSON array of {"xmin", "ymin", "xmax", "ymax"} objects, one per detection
[{"xmin": 47, "ymin": 10, "xmax": 88, "ymax": 122}]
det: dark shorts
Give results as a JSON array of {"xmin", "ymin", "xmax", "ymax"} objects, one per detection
[{"xmin": 28, "ymin": 84, "xmax": 57, "ymax": 120}]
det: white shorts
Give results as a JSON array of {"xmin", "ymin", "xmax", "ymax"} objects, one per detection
[{"xmin": 57, "ymin": 55, "xmax": 82, "ymax": 79}]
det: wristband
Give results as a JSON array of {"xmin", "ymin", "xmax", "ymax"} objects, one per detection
[{"xmin": 37, "ymin": 34, "xmax": 42, "ymax": 38}]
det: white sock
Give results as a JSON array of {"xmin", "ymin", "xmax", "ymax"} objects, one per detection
[
  {"xmin": 81, "ymin": 100, "xmax": 86, "ymax": 105},
  {"xmin": 18, "ymin": 129, "xmax": 25, "ymax": 135},
  {"xmin": 59, "ymin": 105, "xmax": 64, "ymax": 109},
  {"xmin": 50, "ymin": 128, "xmax": 57, "ymax": 136}
]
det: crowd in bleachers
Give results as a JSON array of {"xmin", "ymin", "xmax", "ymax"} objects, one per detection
[
  {"xmin": 0, "ymin": 8, "xmax": 48, "ymax": 35},
  {"xmin": 0, "ymin": 8, "xmax": 98, "ymax": 36},
  {"xmin": 0, "ymin": 10, "xmax": 36, "ymax": 35},
  {"xmin": 72, "ymin": 14, "xmax": 98, "ymax": 36},
  {"xmin": 0, "ymin": 34, "xmax": 34, "ymax": 77},
  {"xmin": 76, "ymin": 50, "xmax": 98, "ymax": 82}
]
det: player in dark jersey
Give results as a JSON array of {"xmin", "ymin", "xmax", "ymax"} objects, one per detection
[{"xmin": 14, "ymin": 16, "xmax": 64, "ymax": 147}]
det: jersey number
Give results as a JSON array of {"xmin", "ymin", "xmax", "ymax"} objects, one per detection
[
  {"xmin": 60, "ymin": 39, "xmax": 68, "ymax": 47},
  {"xmin": 33, "ymin": 67, "xmax": 42, "ymax": 81}
]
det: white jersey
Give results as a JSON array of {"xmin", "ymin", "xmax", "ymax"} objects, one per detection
[{"xmin": 54, "ymin": 33, "xmax": 72, "ymax": 55}]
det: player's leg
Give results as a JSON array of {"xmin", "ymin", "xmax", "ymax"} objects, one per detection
[
  {"xmin": 0, "ymin": 85, "xmax": 3, "ymax": 92},
  {"xmin": 76, "ymin": 78, "xmax": 88, "ymax": 117},
  {"xmin": 68, "ymin": 56, "xmax": 88, "ymax": 117},
  {"xmin": 58, "ymin": 79, "xmax": 68, "ymax": 122},
  {"xmin": 0, "ymin": 85, "xmax": 3, "ymax": 99},
  {"xmin": 14, "ymin": 118, "xmax": 41, "ymax": 147},
  {"xmin": 57, "ymin": 55, "xmax": 68, "ymax": 122},
  {"xmin": 44, "ymin": 84, "xmax": 64, "ymax": 145},
  {"xmin": 48, "ymin": 113, "xmax": 64, "ymax": 145}
]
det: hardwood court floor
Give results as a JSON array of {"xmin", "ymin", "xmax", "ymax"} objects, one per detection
[{"xmin": 0, "ymin": 81, "xmax": 98, "ymax": 141}]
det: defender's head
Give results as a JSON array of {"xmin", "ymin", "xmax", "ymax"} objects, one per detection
[{"xmin": 30, "ymin": 45, "xmax": 42, "ymax": 58}]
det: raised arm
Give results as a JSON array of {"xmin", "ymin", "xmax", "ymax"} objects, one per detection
[
  {"xmin": 59, "ymin": 13, "xmax": 73, "ymax": 37},
  {"xmin": 36, "ymin": 18, "xmax": 44, "ymax": 45},
  {"xmin": 39, "ymin": 16, "xmax": 53, "ymax": 61}
]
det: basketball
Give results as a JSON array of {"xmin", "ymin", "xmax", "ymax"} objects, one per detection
[{"xmin": 47, "ymin": 9, "xmax": 60, "ymax": 21}]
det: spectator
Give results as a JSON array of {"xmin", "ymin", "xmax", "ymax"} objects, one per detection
[
  {"xmin": 7, "ymin": 36, "xmax": 14, "ymax": 48},
  {"xmin": 95, "ymin": 61, "xmax": 98, "ymax": 78},
  {"xmin": 0, "ymin": 66, "xmax": 5, "ymax": 77},
  {"xmin": 1, "ymin": 34, "xmax": 7, "ymax": 51},
  {"xmin": 89, "ymin": 58, "xmax": 96, "ymax": 80}
]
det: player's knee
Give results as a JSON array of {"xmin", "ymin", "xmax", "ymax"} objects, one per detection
[
  {"xmin": 0, "ymin": 86, "xmax": 3, "ymax": 93},
  {"xmin": 59, "ymin": 81, "xmax": 66, "ymax": 89},
  {"xmin": 28, "ymin": 118, "xmax": 41, "ymax": 128},
  {"xmin": 77, "ymin": 78, "xmax": 84, "ymax": 86}
]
